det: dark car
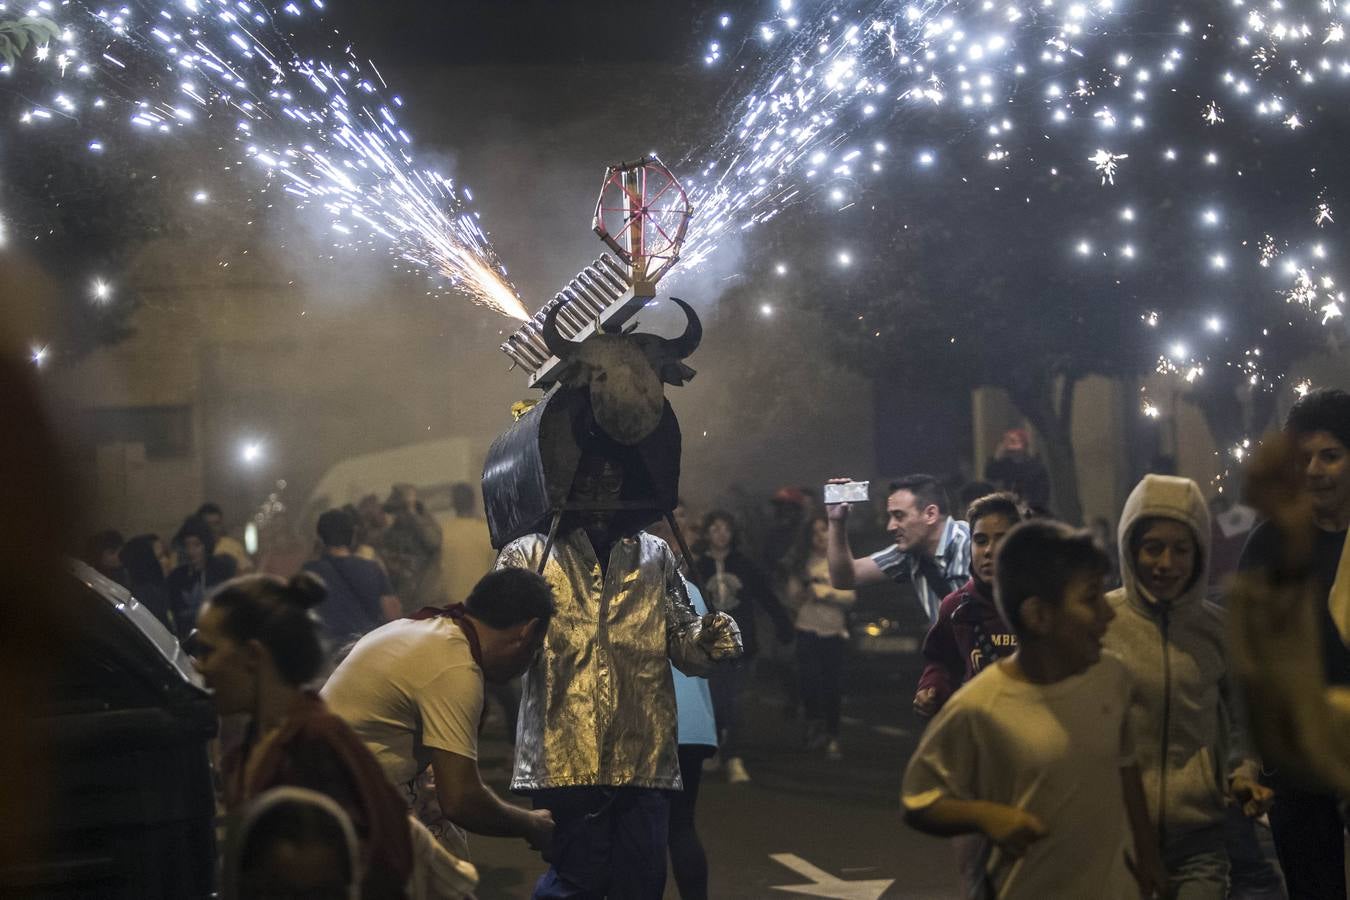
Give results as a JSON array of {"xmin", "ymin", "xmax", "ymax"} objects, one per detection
[
  {"xmin": 0, "ymin": 562, "xmax": 217, "ymax": 899},
  {"xmin": 845, "ymin": 579, "xmax": 927, "ymax": 694}
]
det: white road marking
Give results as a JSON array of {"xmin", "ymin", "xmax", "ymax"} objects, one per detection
[{"xmin": 769, "ymin": 852, "xmax": 896, "ymax": 899}]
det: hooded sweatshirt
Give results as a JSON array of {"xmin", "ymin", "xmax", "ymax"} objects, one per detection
[{"xmin": 1102, "ymin": 474, "xmax": 1254, "ymax": 844}]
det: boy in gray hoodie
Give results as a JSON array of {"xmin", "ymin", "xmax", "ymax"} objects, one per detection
[{"xmin": 1103, "ymin": 474, "xmax": 1273, "ymax": 899}]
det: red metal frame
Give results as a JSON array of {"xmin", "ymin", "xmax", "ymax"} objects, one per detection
[{"xmin": 592, "ymin": 156, "xmax": 691, "ymax": 288}]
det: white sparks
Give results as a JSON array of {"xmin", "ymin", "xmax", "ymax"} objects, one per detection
[{"xmin": 1089, "ymin": 148, "xmax": 1128, "ymax": 184}]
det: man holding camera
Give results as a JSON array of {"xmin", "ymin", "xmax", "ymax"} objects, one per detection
[{"xmin": 825, "ymin": 474, "xmax": 971, "ymax": 625}]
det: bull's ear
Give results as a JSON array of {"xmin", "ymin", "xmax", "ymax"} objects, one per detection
[{"xmin": 659, "ymin": 361, "xmax": 698, "ymax": 386}]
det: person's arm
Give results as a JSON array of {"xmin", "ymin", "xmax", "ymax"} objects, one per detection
[
  {"xmin": 822, "ymin": 583, "xmax": 858, "ymax": 608},
  {"xmin": 664, "ymin": 548, "xmax": 741, "ymax": 676},
  {"xmin": 1217, "ymin": 663, "xmax": 1275, "ymax": 817},
  {"xmin": 371, "ymin": 566, "xmax": 400, "ymax": 621},
  {"xmin": 914, "ymin": 608, "xmax": 958, "ymax": 717},
  {"xmin": 430, "ymin": 749, "xmax": 553, "ymax": 848},
  {"xmin": 825, "ymin": 504, "xmax": 887, "ymax": 589},
  {"xmin": 1228, "ymin": 433, "xmax": 1350, "ymax": 794},
  {"xmin": 492, "ymin": 540, "xmax": 531, "ymax": 573},
  {"xmin": 1120, "ymin": 764, "xmax": 1167, "ymax": 897},
  {"xmin": 904, "ymin": 798, "xmax": 1046, "ymax": 857}
]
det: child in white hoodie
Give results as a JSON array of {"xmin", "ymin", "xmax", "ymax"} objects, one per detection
[{"xmin": 1102, "ymin": 474, "xmax": 1273, "ymax": 899}]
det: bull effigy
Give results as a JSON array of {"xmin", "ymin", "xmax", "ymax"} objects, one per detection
[
  {"xmin": 484, "ymin": 157, "xmax": 703, "ymax": 569},
  {"xmin": 481, "ymin": 157, "xmax": 741, "ymax": 897}
]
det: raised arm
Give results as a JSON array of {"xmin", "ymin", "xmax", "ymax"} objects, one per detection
[
  {"xmin": 1229, "ymin": 433, "xmax": 1350, "ymax": 795},
  {"xmin": 826, "ymin": 501, "xmax": 887, "ymax": 589}
]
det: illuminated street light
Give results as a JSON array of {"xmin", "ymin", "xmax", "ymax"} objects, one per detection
[{"xmin": 241, "ymin": 441, "xmax": 265, "ymax": 466}]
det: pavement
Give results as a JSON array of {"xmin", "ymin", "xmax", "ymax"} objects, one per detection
[{"xmin": 463, "ymin": 650, "xmax": 963, "ymax": 899}]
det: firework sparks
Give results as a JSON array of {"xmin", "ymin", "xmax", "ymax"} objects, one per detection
[
  {"xmin": 7, "ymin": 0, "xmax": 526, "ymax": 319},
  {"xmin": 668, "ymin": 0, "xmax": 1350, "ymax": 411},
  {"xmin": 1089, "ymin": 149, "xmax": 1128, "ymax": 185}
]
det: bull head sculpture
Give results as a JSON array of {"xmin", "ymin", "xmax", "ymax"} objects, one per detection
[{"xmin": 541, "ymin": 297, "xmax": 702, "ymax": 446}]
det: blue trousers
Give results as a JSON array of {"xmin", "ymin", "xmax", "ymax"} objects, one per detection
[{"xmin": 531, "ymin": 787, "xmax": 670, "ymax": 899}]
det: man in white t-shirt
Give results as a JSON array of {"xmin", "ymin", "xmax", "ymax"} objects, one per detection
[
  {"xmin": 902, "ymin": 520, "xmax": 1166, "ymax": 899},
  {"xmin": 323, "ymin": 567, "xmax": 556, "ymax": 858}
]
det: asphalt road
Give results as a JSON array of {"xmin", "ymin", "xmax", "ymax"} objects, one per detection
[{"xmin": 464, "ymin": 649, "xmax": 963, "ymax": 899}]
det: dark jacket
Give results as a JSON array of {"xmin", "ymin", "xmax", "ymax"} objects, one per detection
[
  {"xmin": 166, "ymin": 555, "xmax": 237, "ymax": 639},
  {"xmin": 694, "ymin": 550, "xmax": 793, "ymax": 657},
  {"xmin": 120, "ymin": 535, "xmax": 171, "ymax": 629},
  {"xmin": 378, "ymin": 507, "xmax": 444, "ymax": 614},
  {"xmin": 915, "ymin": 577, "xmax": 1016, "ymax": 714}
]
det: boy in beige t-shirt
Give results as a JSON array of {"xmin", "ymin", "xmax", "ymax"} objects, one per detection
[{"xmin": 902, "ymin": 520, "xmax": 1166, "ymax": 899}]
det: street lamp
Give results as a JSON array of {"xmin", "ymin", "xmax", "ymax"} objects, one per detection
[{"xmin": 240, "ymin": 440, "xmax": 264, "ymax": 466}]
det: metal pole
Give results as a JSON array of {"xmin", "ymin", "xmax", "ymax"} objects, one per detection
[
  {"xmin": 666, "ymin": 511, "xmax": 710, "ymax": 609},
  {"xmin": 622, "ymin": 165, "xmax": 646, "ymax": 287},
  {"xmin": 537, "ymin": 510, "xmax": 563, "ymax": 576}
]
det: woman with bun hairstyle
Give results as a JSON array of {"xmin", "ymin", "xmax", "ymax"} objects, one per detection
[{"xmin": 192, "ymin": 572, "xmax": 429, "ymax": 898}]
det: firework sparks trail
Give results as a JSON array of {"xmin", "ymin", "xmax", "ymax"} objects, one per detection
[
  {"xmin": 671, "ymin": 0, "xmax": 1350, "ymax": 399},
  {"xmin": 8, "ymin": 0, "xmax": 526, "ymax": 319}
]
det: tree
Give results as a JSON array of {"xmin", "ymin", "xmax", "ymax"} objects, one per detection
[{"xmin": 0, "ymin": 16, "xmax": 58, "ymax": 68}]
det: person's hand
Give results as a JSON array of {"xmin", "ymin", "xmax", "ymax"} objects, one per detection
[
  {"xmin": 912, "ymin": 687, "xmax": 939, "ymax": 718},
  {"xmin": 525, "ymin": 808, "xmax": 555, "ymax": 853},
  {"xmin": 978, "ymin": 804, "xmax": 1046, "ymax": 858},
  {"xmin": 697, "ymin": 611, "xmax": 744, "ymax": 661},
  {"xmin": 825, "ymin": 477, "xmax": 853, "ymax": 522},
  {"xmin": 1230, "ymin": 774, "xmax": 1275, "ymax": 818},
  {"xmin": 1244, "ymin": 432, "xmax": 1316, "ymax": 571}
]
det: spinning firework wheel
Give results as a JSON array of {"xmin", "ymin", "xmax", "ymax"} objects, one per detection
[{"xmin": 592, "ymin": 157, "xmax": 691, "ymax": 292}]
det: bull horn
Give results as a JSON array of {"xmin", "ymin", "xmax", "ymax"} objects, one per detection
[
  {"xmin": 666, "ymin": 297, "xmax": 702, "ymax": 359},
  {"xmin": 541, "ymin": 301, "xmax": 581, "ymax": 359}
]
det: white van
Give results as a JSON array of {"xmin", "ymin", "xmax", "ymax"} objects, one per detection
[{"xmin": 300, "ymin": 437, "xmax": 477, "ymax": 529}]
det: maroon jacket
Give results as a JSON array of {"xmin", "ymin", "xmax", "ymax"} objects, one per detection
[{"xmin": 915, "ymin": 578, "xmax": 1017, "ymax": 716}]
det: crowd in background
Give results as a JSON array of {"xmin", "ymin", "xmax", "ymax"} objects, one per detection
[{"xmin": 73, "ymin": 392, "xmax": 1350, "ymax": 900}]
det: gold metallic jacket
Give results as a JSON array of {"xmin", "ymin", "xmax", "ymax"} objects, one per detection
[{"xmin": 495, "ymin": 529, "xmax": 741, "ymax": 791}]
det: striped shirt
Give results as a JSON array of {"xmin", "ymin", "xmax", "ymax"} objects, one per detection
[{"xmin": 868, "ymin": 516, "xmax": 972, "ymax": 624}]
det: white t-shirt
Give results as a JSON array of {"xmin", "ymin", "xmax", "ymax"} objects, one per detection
[
  {"xmin": 321, "ymin": 616, "xmax": 483, "ymax": 789},
  {"xmin": 902, "ymin": 655, "xmax": 1138, "ymax": 900}
]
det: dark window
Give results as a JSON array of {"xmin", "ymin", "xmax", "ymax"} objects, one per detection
[{"xmin": 86, "ymin": 406, "xmax": 193, "ymax": 459}]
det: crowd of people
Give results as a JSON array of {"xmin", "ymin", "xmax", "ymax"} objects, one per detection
[{"xmin": 71, "ymin": 387, "xmax": 1350, "ymax": 899}]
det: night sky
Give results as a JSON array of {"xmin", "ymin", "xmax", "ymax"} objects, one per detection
[{"xmin": 331, "ymin": 1, "xmax": 714, "ymax": 66}]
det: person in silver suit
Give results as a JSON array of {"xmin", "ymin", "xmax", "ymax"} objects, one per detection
[{"xmin": 494, "ymin": 438, "xmax": 742, "ymax": 900}]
